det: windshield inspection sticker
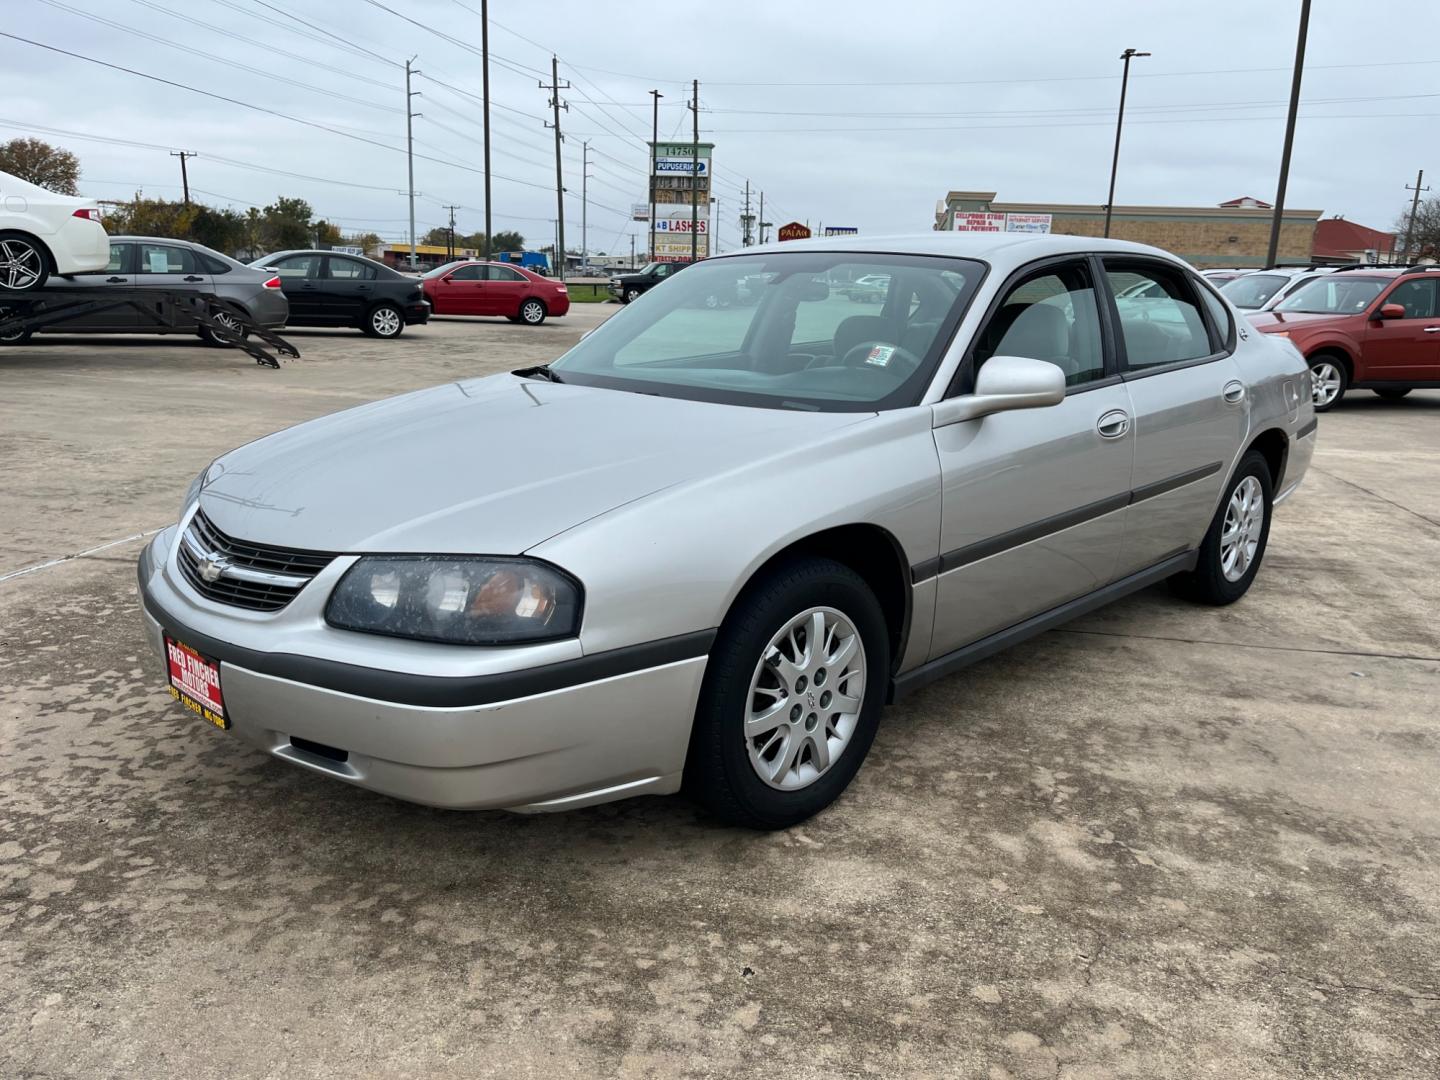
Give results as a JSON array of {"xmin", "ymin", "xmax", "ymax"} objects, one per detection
[{"xmin": 865, "ymin": 345, "xmax": 896, "ymax": 367}]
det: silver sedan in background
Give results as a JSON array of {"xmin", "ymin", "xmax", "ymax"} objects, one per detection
[{"xmin": 138, "ymin": 233, "xmax": 1315, "ymax": 829}]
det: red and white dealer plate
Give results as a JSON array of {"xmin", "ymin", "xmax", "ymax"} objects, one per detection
[{"xmin": 164, "ymin": 634, "xmax": 228, "ymax": 729}]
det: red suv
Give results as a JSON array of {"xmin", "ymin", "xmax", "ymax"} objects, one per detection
[
  {"xmin": 421, "ymin": 260, "xmax": 570, "ymax": 325},
  {"xmin": 1248, "ymin": 267, "xmax": 1440, "ymax": 410}
]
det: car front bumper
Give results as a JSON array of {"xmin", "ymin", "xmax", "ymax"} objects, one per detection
[{"xmin": 136, "ymin": 530, "xmax": 708, "ymax": 811}]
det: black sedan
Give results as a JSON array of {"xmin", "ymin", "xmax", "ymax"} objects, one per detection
[{"xmin": 248, "ymin": 251, "xmax": 430, "ymax": 338}]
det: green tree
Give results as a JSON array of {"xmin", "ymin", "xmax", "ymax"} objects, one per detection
[
  {"xmin": 260, "ymin": 196, "xmax": 314, "ymax": 251},
  {"xmin": 490, "ymin": 230, "xmax": 525, "ymax": 253},
  {"xmin": 422, "ymin": 226, "xmax": 451, "ymax": 246},
  {"xmin": 346, "ymin": 231, "xmax": 383, "ymax": 256},
  {"xmin": 0, "ymin": 137, "xmax": 80, "ymax": 194}
]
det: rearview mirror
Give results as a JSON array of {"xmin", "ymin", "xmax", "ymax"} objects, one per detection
[
  {"xmin": 932, "ymin": 355, "xmax": 1067, "ymax": 427},
  {"xmin": 1377, "ymin": 303, "xmax": 1405, "ymax": 320}
]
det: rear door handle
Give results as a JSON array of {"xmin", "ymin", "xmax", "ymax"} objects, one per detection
[
  {"xmin": 1423, "ymin": 326, "xmax": 1440, "ymax": 333},
  {"xmin": 183, "ymin": 275, "xmax": 205, "ymax": 282},
  {"xmin": 1097, "ymin": 409, "xmax": 1130, "ymax": 439},
  {"xmin": 106, "ymin": 276, "xmax": 127, "ymax": 283},
  {"xmin": 1222, "ymin": 380, "xmax": 1246, "ymax": 404}
]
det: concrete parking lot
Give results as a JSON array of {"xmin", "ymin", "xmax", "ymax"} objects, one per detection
[{"xmin": 2, "ymin": 314, "xmax": 1437, "ymax": 1079}]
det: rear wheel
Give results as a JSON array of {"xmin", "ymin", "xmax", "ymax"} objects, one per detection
[
  {"xmin": 363, "ymin": 303, "xmax": 404, "ymax": 338},
  {"xmin": 685, "ymin": 556, "xmax": 888, "ymax": 830},
  {"xmin": 198, "ymin": 307, "xmax": 251, "ymax": 347},
  {"xmin": 0, "ymin": 303, "xmax": 33, "ymax": 345},
  {"xmin": 1170, "ymin": 450, "xmax": 1273, "ymax": 606},
  {"xmin": 0, "ymin": 232, "xmax": 48, "ymax": 292},
  {"xmin": 1374, "ymin": 387, "xmax": 1412, "ymax": 400},
  {"xmin": 1309, "ymin": 355, "xmax": 1347, "ymax": 411},
  {"xmin": 519, "ymin": 298, "xmax": 547, "ymax": 325}
]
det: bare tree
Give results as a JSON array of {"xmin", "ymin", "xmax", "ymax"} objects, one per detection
[{"xmin": 1394, "ymin": 196, "xmax": 1440, "ymax": 260}]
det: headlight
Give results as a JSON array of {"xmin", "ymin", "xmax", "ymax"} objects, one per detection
[{"xmin": 325, "ymin": 556, "xmax": 582, "ymax": 645}]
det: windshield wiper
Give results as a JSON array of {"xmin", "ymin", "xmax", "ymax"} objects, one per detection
[{"xmin": 513, "ymin": 364, "xmax": 564, "ymax": 383}]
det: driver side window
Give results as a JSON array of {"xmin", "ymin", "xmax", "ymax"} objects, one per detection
[{"xmin": 975, "ymin": 262, "xmax": 1105, "ymax": 387}]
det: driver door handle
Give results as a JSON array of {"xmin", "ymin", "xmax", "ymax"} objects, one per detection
[
  {"xmin": 1097, "ymin": 409, "xmax": 1130, "ymax": 439},
  {"xmin": 1423, "ymin": 326, "xmax": 1440, "ymax": 333}
]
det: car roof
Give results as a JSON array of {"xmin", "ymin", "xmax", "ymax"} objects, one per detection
[{"xmin": 714, "ymin": 231, "xmax": 1190, "ymax": 273}]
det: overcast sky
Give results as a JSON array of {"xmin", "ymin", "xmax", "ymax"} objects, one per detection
[{"xmin": 5, "ymin": 0, "xmax": 1439, "ymax": 254}]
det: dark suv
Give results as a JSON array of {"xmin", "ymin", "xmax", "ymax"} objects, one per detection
[
  {"xmin": 1249, "ymin": 267, "xmax": 1440, "ymax": 410},
  {"xmin": 609, "ymin": 261, "xmax": 691, "ymax": 304}
]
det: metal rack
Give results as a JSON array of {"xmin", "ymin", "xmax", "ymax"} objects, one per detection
[{"xmin": 0, "ymin": 286, "xmax": 299, "ymax": 368}]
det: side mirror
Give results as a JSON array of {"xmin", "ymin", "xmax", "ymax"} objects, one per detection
[
  {"xmin": 1377, "ymin": 303, "xmax": 1405, "ymax": 320},
  {"xmin": 932, "ymin": 355, "xmax": 1067, "ymax": 427}
]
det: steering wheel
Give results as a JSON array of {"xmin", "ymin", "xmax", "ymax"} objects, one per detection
[{"xmin": 840, "ymin": 340, "xmax": 922, "ymax": 376}]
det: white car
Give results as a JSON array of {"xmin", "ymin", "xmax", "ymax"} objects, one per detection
[{"xmin": 0, "ymin": 169, "xmax": 109, "ymax": 291}]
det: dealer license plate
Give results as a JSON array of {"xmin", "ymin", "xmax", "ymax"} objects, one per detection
[{"xmin": 164, "ymin": 635, "xmax": 228, "ymax": 729}]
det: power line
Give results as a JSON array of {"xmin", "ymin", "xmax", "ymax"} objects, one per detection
[
  {"xmin": 361, "ymin": 0, "xmax": 547, "ymax": 80},
  {"xmin": 707, "ymin": 111, "xmax": 1440, "ymax": 135},
  {"xmin": 229, "ymin": 0, "xmax": 401, "ymax": 68}
]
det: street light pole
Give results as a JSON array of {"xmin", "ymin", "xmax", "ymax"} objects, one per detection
[
  {"xmin": 1103, "ymin": 47, "xmax": 1149, "ymax": 239},
  {"xmin": 405, "ymin": 57, "xmax": 422, "ymax": 269},
  {"xmin": 480, "ymin": 0, "xmax": 492, "ymax": 261},
  {"xmin": 1265, "ymin": 0, "xmax": 1312, "ymax": 269},
  {"xmin": 648, "ymin": 89, "xmax": 662, "ymax": 263}
]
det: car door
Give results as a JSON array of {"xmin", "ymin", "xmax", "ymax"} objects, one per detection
[
  {"xmin": 1361, "ymin": 277, "xmax": 1440, "ymax": 382},
  {"xmin": 321, "ymin": 256, "xmax": 377, "ymax": 321},
  {"xmin": 133, "ymin": 241, "xmax": 209, "ymax": 330},
  {"xmin": 929, "ymin": 256, "xmax": 1135, "ymax": 657},
  {"xmin": 482, "ymin": 264, "xmax": 528, "ymax": 315},
  {"xmin": 1102, "ymin": 259, "xmax": 1248, "ymax": 577},
  {"xmin": 432, "ymin": 263, "xmax": 485, "ymax": 314},
  {"xmin": 56, "ymin": 241, "xmax": 139, "ymax": 329},
  {"xmin": 269, "ymin": 254, "xmax": 324, "ymax": 320}
]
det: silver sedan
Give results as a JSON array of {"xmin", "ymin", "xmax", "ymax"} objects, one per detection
[{"xmin": 137, "ymin": 233, "xmax": 1316, "ymax": 829}]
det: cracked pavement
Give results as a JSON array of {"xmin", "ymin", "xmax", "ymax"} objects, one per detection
[{"xmin": 2, "ymin": 316, "xmax": 1438, "ymax": 1078}]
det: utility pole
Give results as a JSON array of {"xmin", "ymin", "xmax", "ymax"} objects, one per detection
[
  {"xmin": 630, "ymin": 234, "xmax": 636, "ymax": 268},
  {"xmin": 581, "ymin": 140, "xmax": 591, "ymax": 270},
  {"xmin": 169, "ymin": 151, "xmax": 196, "ymax": 205},
  {"xmin": 481, "ymin": 0, "xmax": 492, "ymax": 261},
  {"xmin": 443, "ymin": 204, "xmax": 460, "ymax": 259},
  {"xmin": 1403, "ymin": 169, "xmax": 1428, "ymax": 263},
  {"xmin": 713, "ymin": 194, "xmax": 720, "ymax": 254},
  {"xmin": 689, "ymin": 78, "xmax": 700, "ymax": 263},
  {"xmin": 1265, "ymin": 0, "xmax": 1311, "ymax": 269},
  {"xmin": 543, "ymin": 56, "xmax": 569, "ymax": 280},
  {"xmin": 1103, "ymin": 47, "xmax": 1149, "ymax": 239},
  {"xmin": 649, "ymin": 89, "xmax": 662, "ymax": 262},
  {"xmin": 742, "ymin": 180, "xmax": 753, "ymax": 247},
  {"xmin": 405, "ymin": 57, "xmax": 422, "ymax": 269},
  {"xmin": 759, "ymin": 191, "xmax": 766, "ymax": 245}
]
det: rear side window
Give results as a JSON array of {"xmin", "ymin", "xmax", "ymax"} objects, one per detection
[
  {"xmin": 1192, "ymin": 275, "xmax": 1235, "ymax": 350},
  {"xmin": 198, "ymin": 251, "xmax": 232, "ymax": 275},
  {"xmin": 487, "ymin": 265, "xmax": 526, "ymax": 282},
  {"xmin": 325, "ymin": 257, "xmax": 377, "ymax": 281},
  {"xmin": 1105, "ymin": 263, "xmax": 1213, "ymax": 370}
]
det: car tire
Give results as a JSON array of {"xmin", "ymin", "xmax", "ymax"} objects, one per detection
[
  {"xmin": 1170, "ymin": 450, "xmax": 1274, "ymax": 606},
  {"xmin": 1374, "ymin": 387, "xmax": 1411, "ymax": 400},
  {"xmin": 624, "ymin": 287, "xmax": 642, "ymax": 304},
  {"xmin": 685, "ymin": 555, "xmax": 889, "ymax": 830},
  {"xmin": 1308, "ymin": 354, "xmax": 1347, "ymax": 412},
  {"xmin": 198, "ymin": 307, "xmax": 251, "ymax": 347},
  {"xmin": 0, "ymin": 304, "xmax": 33, "ymax": 345},
  {"xmin": 519, "ymin": 298, "xmax": 547, "ymax": 326},
  {"xmin": 363, "ymin": 303, "xmax": 404, "ymax": 338},
  {"xmin": 0, "ymin": 231, "xmax": 49, "ymax": 292}
]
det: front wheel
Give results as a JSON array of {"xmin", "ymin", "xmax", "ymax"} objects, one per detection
[
  {"xmin": 1374, "ymin": 387, "xmax": 1412, "ymax": 400},
  {"xmin": 0, "ymin": 232, "xmax": 48, "ymax": 292},
  {"xmin": 1170, "ymin": 450, "xmax": 1274, "ymax": 606},
  {"xmin": 624, "ymin": 287, "xmax": 642, "ymax": 304},
  {"xmin": 1309, "ymin": 356, "xmax": 1347, "ymax": 411},
  {"xmin": 518, "ymin": 298, "xmax": 546, "ymax": 325},
  {"xmin": 685, "ymin": 556, "xmax": 889, "ymax": 830},
  {"xmin": 362, "ymin": 303, "xmax": 404, "ymax": 338}
]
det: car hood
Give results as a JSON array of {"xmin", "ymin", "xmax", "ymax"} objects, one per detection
[
  {"xmin": 199, "ymin": 374, "xmax": 868, "ymax": 554},
  {"xmin": 1246, "ymin": 310, "xmax": 1354, "ymax": 332}
]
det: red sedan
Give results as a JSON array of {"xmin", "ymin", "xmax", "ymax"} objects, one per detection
[{"xmin": 421, "ymin": 260, "xmax": 570, "ymax": 325}]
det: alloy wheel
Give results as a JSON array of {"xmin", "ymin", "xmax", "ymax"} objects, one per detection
[
  {"xmin": 521, "ymin": 300, "xmax": 544, "ymax": 324},
  {"xmin": 0, "ymin": 239, "xmax": 43, "ymax": 291},
  {"xmin": 372, "ymin": 307, "xmax": 401, "ymax": 336},
  {"xmin": 1220, "ymin": 475, "xmax": 1265, "ymax": 582},
  {"xmin": 213, "ymin": 311, "xmax": 242, "ymax": 334},
  {"xmin": 1310, "ymin": 360, "xmax": 1342, "ymax": 408},
  {"xmin": 745, "ymin": 606, "xmax": 866, "ymax": 791}
]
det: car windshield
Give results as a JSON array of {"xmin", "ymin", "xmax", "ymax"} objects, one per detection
[
  {"xmin": 1275, "ymin": 277, "xmax": 1386, "ymax": 314},
  {"xmin": 549, "ymin": 252, "xmax": 983, "ymax": 412},
  {"xmin": 423, "ymin": 261, "xmax": 470, "ymax": 278},
  {"xmin": 1221, "ymin": 273, "xmax": 1289, "ymax": 309}
]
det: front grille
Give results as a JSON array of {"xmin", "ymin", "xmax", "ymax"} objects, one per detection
[{"xmin": 177, "ymin": 508, "xmax": 334, "ymax": 612}]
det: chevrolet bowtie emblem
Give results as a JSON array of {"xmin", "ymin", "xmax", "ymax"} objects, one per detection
[{"xmin": 198, "ymin": 552, "xmax": 230, "ymax": 582}]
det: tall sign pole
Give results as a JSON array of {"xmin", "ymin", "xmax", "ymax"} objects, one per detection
[
  {"xmin": 481, "ymin": 0, "xmax": 492, "ymax": 260},
  {"xmin": 542, "ymin": 56, "xmax": 569, "ymax": 279},
  {"xmin": 1265, "ymin": 0, "xmax": 1311, "ymax": 269},
  {"xmin": 1104, "ymin": 47, "xmax": 1149, "ymax": 239},
  {"xmin": 649, "ymin": 90, "xmax": 662, "ymax": 262},
  {"xmin": 689, "ymin": 79, "xmax": 700, "ymax": 263},
  {"xmin": 581, "ymin": 140, "xmax": 590, "ymax": 269}
]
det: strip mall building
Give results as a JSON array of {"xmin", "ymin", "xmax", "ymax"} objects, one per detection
[{"xmin": 933, "ymin": 190, "xmax": 1322, "ymax": 268}]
